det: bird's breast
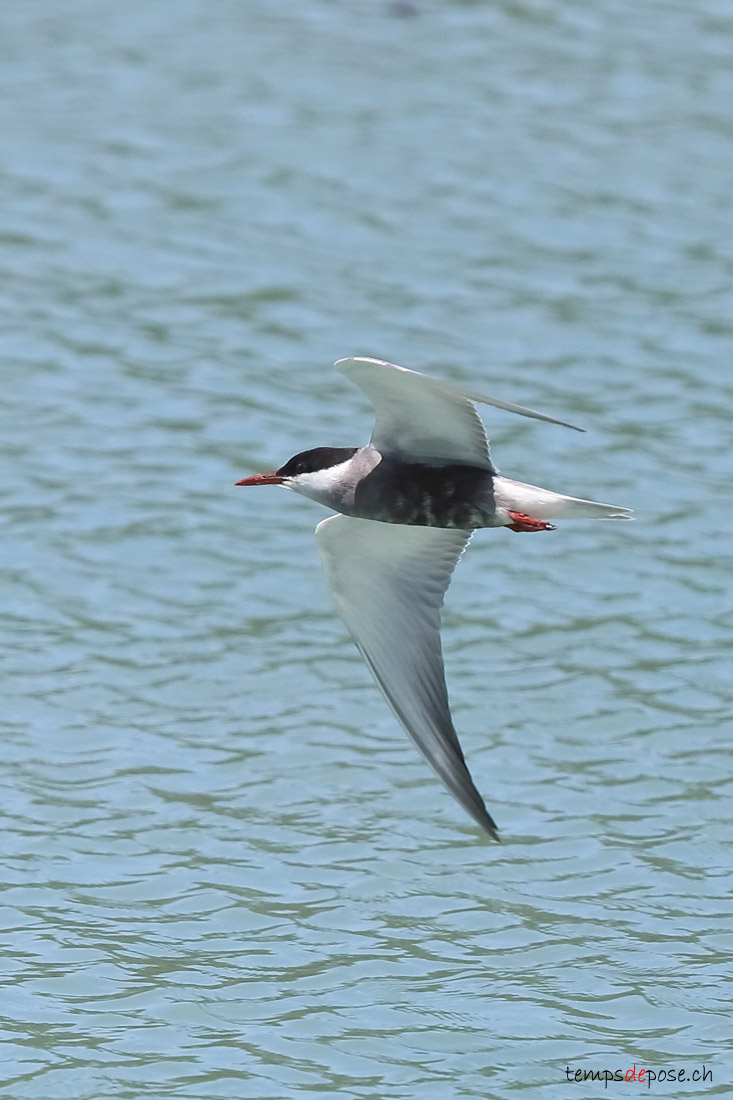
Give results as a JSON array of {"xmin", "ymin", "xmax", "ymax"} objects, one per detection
[{"xmin": 350, "ymin": 459, "xmax": 495, "ymax": 529}]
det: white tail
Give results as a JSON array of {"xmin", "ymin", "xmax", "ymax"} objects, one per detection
[{"xmin": 493, "ymin": 476, "xmax": 633, "ymax": 521}]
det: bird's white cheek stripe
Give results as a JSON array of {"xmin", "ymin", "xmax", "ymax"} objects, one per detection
[{"xmin": 290, "ymin": 459, "xmax": 360, "ymax": 501}]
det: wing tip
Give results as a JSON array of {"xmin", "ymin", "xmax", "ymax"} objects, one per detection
[
  {"xmin": 478, "ymin": 810, "xmax": 501, "ymax": 842},
  {"xmin": 462, "ymin": 788, "xmax": 501, "ymax": 840}
]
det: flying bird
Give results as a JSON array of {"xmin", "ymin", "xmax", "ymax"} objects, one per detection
[{"xmin": 237, "ymin": 357, "xmax": 632, "ymax": 838}]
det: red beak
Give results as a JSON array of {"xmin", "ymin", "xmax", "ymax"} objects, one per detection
[{"xmin": 235, "ymin": 471, "xmax": 284, "ymax": 486}]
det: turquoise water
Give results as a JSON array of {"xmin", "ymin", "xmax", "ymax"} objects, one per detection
[{"xmin": 2, "ymin": 2, "xmax": 731, "ymax": 1096}]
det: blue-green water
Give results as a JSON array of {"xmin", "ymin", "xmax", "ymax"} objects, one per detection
[{"xmin": 2, "ymin": 2, "xmax": 732, "ymax": 1097}]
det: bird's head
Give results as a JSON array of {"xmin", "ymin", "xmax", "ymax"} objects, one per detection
[{"xmin": 236, "ymin": 447, "xmax": 359, "ymax": 503}]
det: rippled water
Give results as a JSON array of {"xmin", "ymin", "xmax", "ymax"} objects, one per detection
[{"xmin": 2, "ymin": 1, "xmax": 732, "ymax": 1097}]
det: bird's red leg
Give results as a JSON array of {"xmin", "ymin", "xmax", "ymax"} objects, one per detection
[{"xmin": 506, "ymin": 511, "xmax": 556, "ymax": 532}]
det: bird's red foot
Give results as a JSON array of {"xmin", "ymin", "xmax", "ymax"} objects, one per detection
[{"xmin": 506, "ymin": 512, "xmax": 556, "ymax": 533}]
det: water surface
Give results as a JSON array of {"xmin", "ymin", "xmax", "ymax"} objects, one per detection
[{"xmin": 1, "ymin": 1, "xmax": 732, "ymax": 1097}]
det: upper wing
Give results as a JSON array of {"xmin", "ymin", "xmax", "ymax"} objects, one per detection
[
  {"xmin": 336, "ymin": 356, "xmax": 583, "ymax": 469},
  {"xmin": 315, "ymin": 513, "xmax": 498, "ymax": 837}
]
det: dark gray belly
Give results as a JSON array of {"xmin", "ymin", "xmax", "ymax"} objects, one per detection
[{"xmin": 349, "ymin": 459, "xmax": 495, "ymax": 529}]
